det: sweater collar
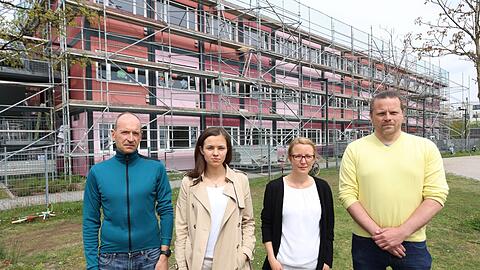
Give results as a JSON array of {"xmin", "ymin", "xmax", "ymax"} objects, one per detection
[{"xmin": 114, "ymin": 149, "xmax": 140, "ymax": 163}]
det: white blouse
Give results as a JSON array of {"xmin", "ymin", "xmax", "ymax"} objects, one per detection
[
  {"xmin": 204, "ymin": 186, "xmax": 228, "ymax": 258},
  {"xmin": 277, "ymin": 179, "xmax": 322, "ymax": 269}
]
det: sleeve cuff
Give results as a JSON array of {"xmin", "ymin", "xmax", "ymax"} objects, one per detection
[
  {"xmin": 342, "ymin": 198, "xmax": 358, "ymax": 209},
  {"xmin": 424, "ymin": 196, "xmax": 446, "ymax": 207},
  {"xmin": 161, "ymin": 238, "xmax": 172, "ymax": 246},
  {"xmin": 242, "ymin": 246, "xmax": 253, "ymax": 260}
]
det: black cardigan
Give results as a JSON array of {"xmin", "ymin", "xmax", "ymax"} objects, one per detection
[{"xmin": 261, "ymin": 176, "xmax": 334, "ymax": 269}]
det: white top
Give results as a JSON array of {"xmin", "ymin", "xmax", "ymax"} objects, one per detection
[
  {"xmin": 277, "ymin": 179, "xmax": 321, "ymax": 270},
  {"xmin": 205, "ymin": 186, "xmax": 228, "ymax": 258}
]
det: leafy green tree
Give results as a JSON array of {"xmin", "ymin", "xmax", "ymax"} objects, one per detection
[{"xmin": 0, "ymin": 0, "xmax": 93, "ymax": 66}]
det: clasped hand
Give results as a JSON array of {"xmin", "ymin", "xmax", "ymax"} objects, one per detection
[{"xmin": 372, "ymin": 227, "xmax": 409, "ymax": 258}]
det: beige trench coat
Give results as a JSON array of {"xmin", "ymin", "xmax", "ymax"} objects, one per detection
[{"xmin": 174, "ymin": 166, "xmax": 255, "ymax": 270}]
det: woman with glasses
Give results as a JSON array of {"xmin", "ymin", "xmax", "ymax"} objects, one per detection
[
  {"xmin": 261, "ymin": 137, "xmax": 334, "ymax": 270},
  {"xmin": 175, "ymin": 127, "xmax": 255, "ymax": 270}
]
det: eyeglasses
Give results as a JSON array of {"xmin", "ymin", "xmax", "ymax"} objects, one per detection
[{"xmin": 290, "ymin": 154, "xmax": 315, "ymax": 161}]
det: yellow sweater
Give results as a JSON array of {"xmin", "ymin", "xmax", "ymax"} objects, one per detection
[{"xmin": 339, "ymin": 132, "xmax": 449, "ymax": 241}]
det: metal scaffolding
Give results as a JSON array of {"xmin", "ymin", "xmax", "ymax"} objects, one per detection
[{"xmin": 0, "ymin": 0, "xmax": 464, "ymax": 208}]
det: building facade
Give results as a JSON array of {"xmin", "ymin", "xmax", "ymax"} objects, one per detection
[{"xmin": 1, "ymin": 0, "xmax": 451, "ymax": 175}]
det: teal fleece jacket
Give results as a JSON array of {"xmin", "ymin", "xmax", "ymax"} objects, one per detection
[{"xmin": 82, "ymin": 150, "xmax": 173, "ymax": 269}]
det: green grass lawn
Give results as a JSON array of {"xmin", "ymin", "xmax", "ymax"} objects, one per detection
[
  {"xmin": 1, "ymin": 170, "xmax": 479, "ymax": 269},
  {"xmin": 441, "ymin": 150, "xmax": 480, "ymax": 158}
]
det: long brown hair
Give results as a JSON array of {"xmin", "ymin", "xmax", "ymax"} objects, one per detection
[{"xmin": 186, "ymin": 127, "xmax": 233, "ymax": 178}]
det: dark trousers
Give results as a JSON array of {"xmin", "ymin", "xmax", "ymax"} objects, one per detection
[{"xmin": 352, "ymin": 234, "xmax": 432, "ymax": 270}]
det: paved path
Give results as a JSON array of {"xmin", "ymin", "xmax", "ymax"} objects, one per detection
[
  {"xmin": 0, "ymin": 190, "xmax": 84, "ymax": 211},
  {"xmin": 443, "ymin": 156, "xmax": 480, "ymax": 180}
]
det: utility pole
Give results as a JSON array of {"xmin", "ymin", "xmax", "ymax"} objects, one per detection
[{"xmin": 464, "ymin": 97, "xmax": 469, "ymax": 151}]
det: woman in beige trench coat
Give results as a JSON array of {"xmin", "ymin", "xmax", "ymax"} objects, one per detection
[{"xmin": 175, "ymin": 127, "xmax": 255, "ymax": 270}]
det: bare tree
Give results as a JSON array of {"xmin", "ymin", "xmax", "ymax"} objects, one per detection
[
  {"xmin": 406, "ymin": 0, "xmax": 480, "ymax": 101},
  {"xmin": 0, "ymin": 0, "xmax": 93, "ymax": 66}
]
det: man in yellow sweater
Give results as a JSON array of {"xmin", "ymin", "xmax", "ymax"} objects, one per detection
[{"xmin": 339, "ymin": 90, "xmax": 449, "ymax": 270}]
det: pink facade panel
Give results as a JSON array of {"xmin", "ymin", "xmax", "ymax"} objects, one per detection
[
  {"xmin": 303, "ymin": 105, "xmax": 323, "ymax": 118},
  {"xmin": 204, "ymin": 95, "xmax": 241, "ymax": 113},
  {"xmin": 243, "ymin": 99, "xmax": 273, "ymax": 114},
  {"xmin": 157, "ymin": 115, "xmax": 199, "ymax": 127},
  {"xmin": 344, "ymin": 109, "xmax": 355, "ymax": 119},
  {"xmin": 275, "ymin": 31, "xmax": 300, "ymax": 42},
  {"xmin": 276, "ymin": 121, "xmax": 300, "ymax": 129},
  {"xmin": 205, "ymin": 60, "xmax": 241, "ymax": 76},
  {"xmin": 276, "ymin": 76, "xmax": 299, "ymax": 87},
  {"xmin": 205, "ymin": 117, "xmax": 240, "ymax": 127},
  {"xmin": 276, "ymin": 102, "xmax": 299, "ymax": 116},
  {"xmin": 157, "ymin": 88, "xmax": 199, "ymax": 109},
  {"xmin": 327, "ymin": 108, "xmax": 342, "ymax": 119},
  {"xmin": 156, "ymin": 50, "xmax": 199, "ymax": 68},
  {"xmin": 302, "ymin": 122, "xmax": 322, "ymax": 129}
]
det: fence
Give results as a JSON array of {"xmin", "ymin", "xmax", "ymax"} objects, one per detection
[
  {"xmin": 436, "ymin": 138, "xmax": 480, "ymax": 152},
  {"xmin": 1, "ymin": 136, "xmax": 476, "ymax": 210},
  {"xmin": 0, "ymin": 145, "xmax": 85, "ymax": 210}
]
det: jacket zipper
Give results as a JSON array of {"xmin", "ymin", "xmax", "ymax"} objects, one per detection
[{"xmin": 126, "ymin": 155, "xmax": 132, "ymax": 252}]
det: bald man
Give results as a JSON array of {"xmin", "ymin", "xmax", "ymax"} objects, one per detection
[{"xmin": 83, "ymin": 112, "xmax": 173, "ymax": 270}]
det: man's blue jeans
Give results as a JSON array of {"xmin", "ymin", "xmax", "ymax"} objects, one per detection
[
  {"xmin": 98, "ymin": 247, "xmax": 160, "ymax": 270},
  {"xmin": 352, "ymin": 234, "xmax": 432, "ymax": 270}
]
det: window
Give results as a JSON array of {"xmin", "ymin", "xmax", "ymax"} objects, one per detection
[
  {"xmin": 278, "ymin": 89, "xmax": 299, "ymax": 103},
  {"xmin": 261, "ymin": 31, "xmax": 270, "ymax": 50},
  {"xmin": 140, "ymin": 126, "xmax": 148, "ymax": 149},
  {"xmin": 159, "ymin": 126, "xmax": 168, "ymax": 149},
  {"xmin": 170, "ymin": 73, "xmax": 195, "ymax": 90},
  {"xmin": 97, "ymin": 0, "xmax": 145, "ymax": 16},
  {"xmin": 206, "ymin": 14, "xmax": 234, "ymax": 40},
  {"xmin": 249, "ymin": 85, "xmax": 271, "ymax": 99},
  {"xmin": 276, "ymin": 128, "xmax": 299, "ymax": 146},
  {"xmin": 343, "ymin": 129, "xmax": 358, "ymax": 141},
  {"xmin": 98, "ymin": 63, "xmax": 108, "ymax": 80},
  {"xmin": 374, "ymin": 69, "xmax": 384, "ymax": 80},
  {"xmin": 245, "ymin": 127, "xmax": 271, "ymax": 145},
  {"xmin": 208, "ymin": 126, "xmax": 239, "ymax": 145},
  {"xmin": 304, "ymin": 129, "xmax": 322, "ymax": 144},
  {"xmin": 155, "ymin": 1, "xmax": 195, "ymax": 30},
  {"xmin": 275, "ymin": 37, "xmax": 283, "ymax": 54},
  {"xmin": 328, "ymin": 96, "xmax": 339, "ymax": 108},
  {"xmin": 97, "ymin": 62, "xmax": 147, "ymax": 85},
  {"xmin": 99, "ymin": 123, "xmax": 113, "ymax": 153},
  {"xmin": 111, "ymin": 65, "xmax": 136, "ymax": 83},
  {"xmin": 155, "ymin": 0, "xmax": 165, "ymax": 20},
  {"xmin": 359, "ymin": 64, "xmax": 370, "ymax": 77},
  {"xmin": 205, "ymin": 78, "xmax": 220, "ymax": 93},
  {"xmin": 169, "ymin": 4, "xmax": 187, "ymax": 28},
  {"xmin": 158, "ymin": 126, "xmax": 198, "ymax": 149},
  {"xmin": 346, "ymin": 60, "xmax": 357, "ymax": 73},
  {"xmin": 157, "ymin": 72, "xmax": 196, "ymax": 91},
  {"xmin": 328, "ymin": 54, "xmax": 341, "ymax": 69},
  {"xmin": 303, "ymin": 92, "xmax": 321, "ymax": 106},
  {"xmin": 385, "ymin": 73, "xmax": 395, "ymax": 84},
  {"xmin": 172, "ymin": 126, "xmax": 189, "ymax": 148},
  {"xmin": 244, "ymin": 27, "xmax": 259, "ymax": 47},
  {"xmin": 314, "ymin": 49, "xmax": 322, "ymax": 64},
  {"xmin": 301, "ymin": 45, "xmax": 309, "ymax": 61}
]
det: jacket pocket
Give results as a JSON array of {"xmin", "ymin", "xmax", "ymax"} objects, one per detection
[
  {"xmin": 98, "ymin": 253, "xmax": 115, "ymax": 266},
  {"xmin": 144, "ymin": 248, "xmax": 160, "ymax": 261}
]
